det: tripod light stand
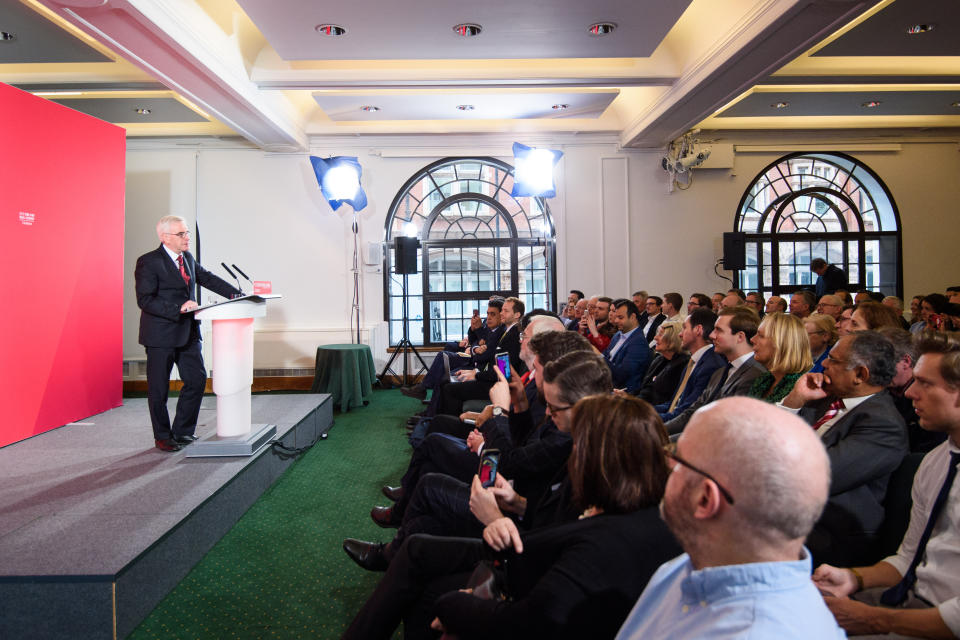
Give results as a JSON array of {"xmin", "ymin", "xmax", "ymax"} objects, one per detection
[{"xmin": 378, "ymin": 236, "xmax": 428, "ymax": 386}]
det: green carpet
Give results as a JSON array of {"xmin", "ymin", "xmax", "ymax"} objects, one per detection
[{"xmin": 129, "ymin": 389, "xmax": 422, "ymax": 639}]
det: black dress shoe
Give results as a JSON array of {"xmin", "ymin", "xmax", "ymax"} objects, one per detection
[
  {"xmin": 400, "ymin": 385, "xmax": 427, "ymax": 400},
  {"xmin": 406, "ymin": 416, "xmax": 421, "ymax": 426},
  {"xmin": 382, "ymin": 485, "xmax": 404, "ymax": 502},
  {"xmin": 155, "ymin": 439, "xmax": 182, "ymax": 452},
  {"xmin": 174, "ymin": 435, "xmax": 199, "ymax": 444},
  {"xmin": 343, "ymin": 539, "xmax": 389, "ymax": 571},
  {"xmin": 370, "ymin": 505, "xmax": 398, "ymax": 528}
]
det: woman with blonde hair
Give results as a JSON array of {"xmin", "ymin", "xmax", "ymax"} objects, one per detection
[
  {"xmin": 749, "ymin": 312, "xmax": 813, "ymax": 403},
  {"xmin": 804, "ymin": 313, "xmax": 838, "ymax": 373},
  {"xmin": 636, "ymin": 321, "xmax": 689, "ymax": 406}
]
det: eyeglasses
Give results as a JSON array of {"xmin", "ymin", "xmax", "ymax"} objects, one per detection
[
  {"xmin": 666, "ymin": 450, "xmax": 735, "ymax": 505},
  {"xmin": 545, "ymin": 401, "xmax": 574, "ymax": 414},
  {"xmin": 164, "ymin": 231, "xmax": 190, "ymax": 238}
]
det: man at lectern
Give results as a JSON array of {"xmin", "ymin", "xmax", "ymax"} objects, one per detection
[{"xmin": 135, "ymin": 215, "xmax": 241, "ymax": 452}]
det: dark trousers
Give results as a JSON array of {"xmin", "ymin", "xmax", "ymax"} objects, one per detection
[
  {"xmin": 438, "ymin": 379, "xmax": 493, "ymax": 416},
  {"xmin": 396, "ymin": 434, "xmax": 478, "ymax": 520},
  {"xmin": 426, "ymin": 414, "xmax": 476, "ymax": 440},
  {"xmin": 392, "ymin": 472, "xmax": 482, "ymax": 553},
  {"xmin": 145, "ymin": 331, "xmax": 206, "ymax": 441},
  {"xmin": 343, "ymin": 534, "xmax": 484, "ymax": 640}
]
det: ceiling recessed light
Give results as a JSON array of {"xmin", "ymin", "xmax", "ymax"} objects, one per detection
[
  {"xmin": 0, "ymin": 31, "xmax": 15, "ymax": 41},
  {"xmin": 772, "ymin": 101, "xmax": 789, "ymax": 109},
  {"xmin": 135, "ymin": 108, "xmax": 152, "ymax": 115},
  {"xmin": 360, "ymin": 105, "xmax": 380, "ymax": 112},
  {"xmin": 315, "ymin": 24, "xmax": 346, "ymax": 36},
  {"xmin": 551, "ymin": 104, "xmax": 569, "ymax": 110},
  {"xmin": 588, "ymin": 22, "xmax": 617, "ymax": 36},
  {"xmin": 861, "ymin": 101, "xmax": 882, "ymax": 108},
  {"xmin": 456, "ymin": 104, "xmax": 475, "ymax": 111},
  {"xmin": 906, "ymin": 24, "xmax": 935, "ymax": 35},
  {"xmin": 453, "ymin": 23, "xmax": 482, "ymax": 37}
]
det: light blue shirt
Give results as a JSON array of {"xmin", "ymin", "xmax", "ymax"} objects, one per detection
[
  {"xmin": 615, "ymin": 550, "xmax": 846, "ymax": 639},
  {"xmin": 606, "ymin": 326, "xmax": 638, "ymax": 360}
]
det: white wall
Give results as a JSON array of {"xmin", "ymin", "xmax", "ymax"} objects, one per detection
[{"xmin": 123, "ymin": 133, "xmax": 960, "ymax": 370}]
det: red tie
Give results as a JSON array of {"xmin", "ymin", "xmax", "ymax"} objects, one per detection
[
  {"xmin": 177, "ymin": 255, "xmax": 190, "ymax": 286},
  {"xmin": 812, "ymin": 399, "xmax": 844, "ymax": 431}
]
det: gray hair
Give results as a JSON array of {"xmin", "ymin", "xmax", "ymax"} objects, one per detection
[
  {"xmin": 156, "ymin": 215, "xmax": 186, "ymax": 240},
  {"xmin": 846, "ymin": 331, "xmax": 897, "ymax": 387},
  {"xmin": 527, "ymin": 315, "xmax": 565, "ymax": 336}
]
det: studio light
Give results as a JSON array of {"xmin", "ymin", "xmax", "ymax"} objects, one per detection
[
  {"xmin": 511, "ymin": 142, "xmax": 563, "ymax": 198},
  {"xmin": 309, "ymin": 155, "xmax": 368, "ymax": 211}
]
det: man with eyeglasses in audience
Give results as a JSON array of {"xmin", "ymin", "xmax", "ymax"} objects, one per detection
[
  {"xmin": 818, "ymin": 294, "xmax": 845, "ymax": 321},
  {"xmin": 616, "ymin": 397, "xmax": 845, "ymax": 639}
]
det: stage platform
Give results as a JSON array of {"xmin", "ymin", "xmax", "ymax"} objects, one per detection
[{"xmin": 0, "ymin": 393, "xmax": 333, "ymax": 640}]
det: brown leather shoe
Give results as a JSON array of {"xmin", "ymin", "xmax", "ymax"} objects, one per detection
[
  {"xmin": 155, "ymin": 439, "xmax": 182, "ymax": 452},
  {"xmin": 343, "ymin": 539, "xmax": 389, "ymax": 571},
  {"xmin": 381, "ymin": 485, "xmax": 404, "ymax": 502},
  {"xmin": 370, "ymin": 505, "xmax": 398, "ymax": 528}
]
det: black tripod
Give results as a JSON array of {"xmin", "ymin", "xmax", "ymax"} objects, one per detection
[{"xmin": 378, "ymin": 272, "xmax": 428, "ymax": 387}]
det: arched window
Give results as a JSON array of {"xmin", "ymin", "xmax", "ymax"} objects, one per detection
[
  {"xmin": 734, "ymin": 152, "xmax": 902, "ymax": 298},
  {"xmin": 384, "ymin": 157, "xmax": 556, "ymax": 345}
]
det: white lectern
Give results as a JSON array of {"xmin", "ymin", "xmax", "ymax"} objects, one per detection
[{"xmin": 186, "ymin": 294, "xmax": 281, "ymax": 458}]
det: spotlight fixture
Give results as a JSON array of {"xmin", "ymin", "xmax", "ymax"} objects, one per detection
[
  {"xmin": 512, "ymin": 142, "xmax": 563, "ymax": 198},
  {"xmin": 906, "ymin": 24, "xmax": 935, "ymax": 34},
  {"xmin": 771, "ymin": 102, "xmax": 789, "ymax": 109},
  {"xmin": 309, "ymin": 156, "xmax": 367, "ymax": 212},
  {"xmin": 360, "ymin": 105, "xmax": 380, "ymax": 112},
  {"xmin": 588, "ymin": 22, "xmax": 616, "ymax": 36},
  {"xmin": 315, "ymin": 24, "xmax": 346, "ymax": 36},
  {"xmin": 951, "ymin": 101, "xmax": 960, "ymax": 108},
  {"xmin": 551, "ymin": 104, "xmax": 569, "ymax": 110},
  {"xmin": 453, "ymin": 23, "xmax": 482, "ymax": 37},
  {"xmin": 456, "ymin": 104, "xmax": 475, "ymax": 111},
  {"xmin": 134, "ymin": 107, "xmax": 152, "ymax": 115},
  {"xmin": 0, "ymin": 31, "xmax": 15, "ymax": 41},
  {"xmin": 861, "ymin": 101, "xmax": 882, "ymax": 108}
]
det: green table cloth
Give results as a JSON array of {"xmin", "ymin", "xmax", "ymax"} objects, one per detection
[{"xmin": 311, "ymin": 343, "xmax": 377, "ymax": 411}]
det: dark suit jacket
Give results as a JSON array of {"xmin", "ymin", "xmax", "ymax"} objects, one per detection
[
  {"xmin": 643, "ymin": 313, "xmax": 667, "ymax": 344},
  {"xmin": 603, "ymin": 329, "xmax": 651, "ymax": 394},
  {"xmin": 815, "ymin": 264, "xmax": 849, "ymax": 296},
  {"xmin": 636, "ymin": 352, "xmax": 690, "ymax": 406},
  {"xmin": 135, "ymin": 245, "xmax": 239, "ymax": 348},
  {"xmin": 801, "ymin": 391, "xmax": 908, "ymax": 566},
  {"xmin": 655, "ymin": 346, "xmax": 727, "ymax": 421},
  {"xmin": 477, "ymin": 324, "xmax": 525, "ymax": 383},
  {"xmin": 664, "ymin": 355, "xmax": 767, "ymax": 435}
]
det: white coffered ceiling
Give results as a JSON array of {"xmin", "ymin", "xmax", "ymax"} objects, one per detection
[{"xmin": 1, "ymin": 0, "xmax": 957, "ymax": 150}]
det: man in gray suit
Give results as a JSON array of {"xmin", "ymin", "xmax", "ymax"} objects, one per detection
[
  {"xmin": 665, "ymin": 306, "xmax": 767, "ymax": 435},
  {"xmin": 780, "ymin": 331, "xmax": 908, "ymax": 567}
]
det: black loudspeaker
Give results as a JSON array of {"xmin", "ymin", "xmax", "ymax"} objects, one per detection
[
  {"xmin": 394, "ymin": 236, "xmax": 420, "ymax": 274},
  {"xmin": 722, "ymin": 232, "xmax": 746, "ymax": 271}
]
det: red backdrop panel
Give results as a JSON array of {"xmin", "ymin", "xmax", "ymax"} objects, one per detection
[{"xmin": 0, "ymin": 83, "xmax": 125, "ymax": 448}]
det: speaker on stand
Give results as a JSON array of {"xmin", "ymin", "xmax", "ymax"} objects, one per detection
[{"xmin": 378, "ymin": 237, "xmax": 428, "ymax": 387}]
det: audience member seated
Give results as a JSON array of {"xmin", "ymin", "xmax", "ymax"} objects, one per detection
[
  {"xmin": 402, "ymin": 298, "xmax": 504, "ymax": 402},
  {"xmin": 663, "ymin": 306, "xmax": 764, "ymax": 435},
  {"xmin": 631, "ymin": 290, "xmax": 648, "ymax": 312},
  {"xmin": 878, "ymin": 327, "xmax": 947, "ymax": 455},
  {"xmin": 812, "ymin": 257, "xmax": 849, "ymax": 296},
  {"xmin": 662, "ymin": 292, "xmax": 684, "ymax": 324},
  {"xmin": 580, "ymin": 295, "xmax": 617, "ymax": 351},
  {"xmin": 750, "ymin": 312, "xmax": 813, "ymax": 402},
  {"xmin": 641, "ymin": 296, "xmax": 666, "ymax": 346},
  {"xmin": 838, "ymin": 305, "xmax": 855, "ymax": 337},
  {"xmin": 343, "ymin": 394, "xmax": 682, "ymax": 640},
  {"xmin": 766, "ymin": 295, "xmax": 788, "ymax": 314},
  {"xmin": 913, "ymin": 293, "xmax": 950, "ymax": 333},
  {"xmin": 719, "ymin": 292, "xmax": 744, "ymax": 310},
  {"xmin": 560, "ymin": 296, "xmax": 584, "ymax": 330},
  {"xmin": 949, "ymin": 287, "xmax": 960, "ymax": 304},
  {"xmin": 851, "ymin": 300, "xmax": 904, "ymax": 332},
  {"xmin": 559, "ymin": 289, "xmax": 583, "ymax": 318},
  {"xmin": 779, "ymin": 331, "xmax": 908, "ymax": 566},
  {"xmin": 655, "ymin": 308, "xmax": 724, "ymax": 422},
  {"xmin": 615, "ymin": 398, "xmax": 845, "ymax": 640},
  {"xmin": 745, "ymin": 291, "xmax": 765, "ymax": 317},
  {"xmin": 813, "ymin": 331, "xmax": 960, "ymax": 640},
  {"xmin": 883, "ymin": 296, "xmax": 911, "ymax": 330},
  {"xmin": 711, "ymin": 292, "xmax": 724, "ymax": 312},
  {"xmin": 636, "ymin": 321, "xmax": 689, "ymax": 406},
  {"xmin": 806, "ymin": 313, "xmax": 839, "ymax": 373},
  {"xmin": 909, "ymin": 295, "xmax": 925, "ymax": 326},
  {"xmin": 602, "ymin": 299, "xmax": 651, "ymax": 394},
  {"xmin": 687, "ymin": 292, "xmax": 711, "ymax": 313},
  {"xmin": 817, "ymin": 294, "xmax": 845, "ymax": 321},
  {"xmin": 791, "ymin": 290, "xmax": 816, "ymax": 319},
  {"xmin": 436, "ymin": 297, "xmax": 526, "ymax": 416},
  {"xmin": 836, "ymin": 289, "xmax": 854, "ymax": 306},
  {"xmin": 342, "ymin": 344, "xmax": 605, "ymax": 571}
]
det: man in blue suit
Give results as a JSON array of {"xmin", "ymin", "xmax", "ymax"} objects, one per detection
[
  {"xmin": 602, "ymin": 299, "xmax": 651, "ymax": 394},
  {"xmin": 656, "ymin": 308, "xmax": 725, "ymax": 422}
]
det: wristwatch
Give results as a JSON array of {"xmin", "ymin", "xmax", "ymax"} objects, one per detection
[{"xmin": 492, "ymin": 406, "xmax": 505, "ymax": 417}]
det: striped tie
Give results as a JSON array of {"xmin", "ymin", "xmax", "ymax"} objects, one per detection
[
  {"xmin": 177, "ymin": 255, "xmax": 190, "ymax": 286},
  {"xmin": 812, "ymin": 399, "xmax": 844, "ymax": 432}
]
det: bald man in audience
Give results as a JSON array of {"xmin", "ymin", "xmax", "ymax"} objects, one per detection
[
  {"xmin": 616, "ymin": 398, "xmax": 845, "ymax": 639},
  {"xmin": 813, "ymin": 331, "xmax": 960, "ymax": 639},
  {"xmin": 719, "ymin": 293, "xmax": 745, "ymax": 310},
  {"xmin": 767, "ymin": 295, "xmax": 788, "ymax": 314},
  {"xmin": 818, "ymin": 294, "xmax": 845, "ymax": 321}
]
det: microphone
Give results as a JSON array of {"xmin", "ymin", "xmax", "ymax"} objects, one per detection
[
  {"xmin": 232, "ymin": 263, "xmax": 254, "ymax": 285},
  {"xmin": 221, "ymin": 262, "xmax": 243, "ymax": 296}
]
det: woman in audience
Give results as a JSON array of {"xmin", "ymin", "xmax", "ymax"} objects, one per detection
[
  {"xmin": 749, "ymin": 312, "xmax": 812, "ymax": 403},
  {"xmin": 912, "ymin": 292, "xmax": 948, "ymax": 333},
  {"xmin": 908, "ymin": 294, "xmax": 924, "ymax": 326},
  {"xmin": 848, "ymin": 300, "xmax": 902, "ymax": 332},
  {"xmin": 635, "ymin": 321, "xmax": 689, "ymax": 405},
  {"xmin": 805, "ymin": 313, "xmax": 838, "ymax": 373},
  {"xmin": 342, "ymin": 394, "xmax": 681, "ymax": 640}
]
